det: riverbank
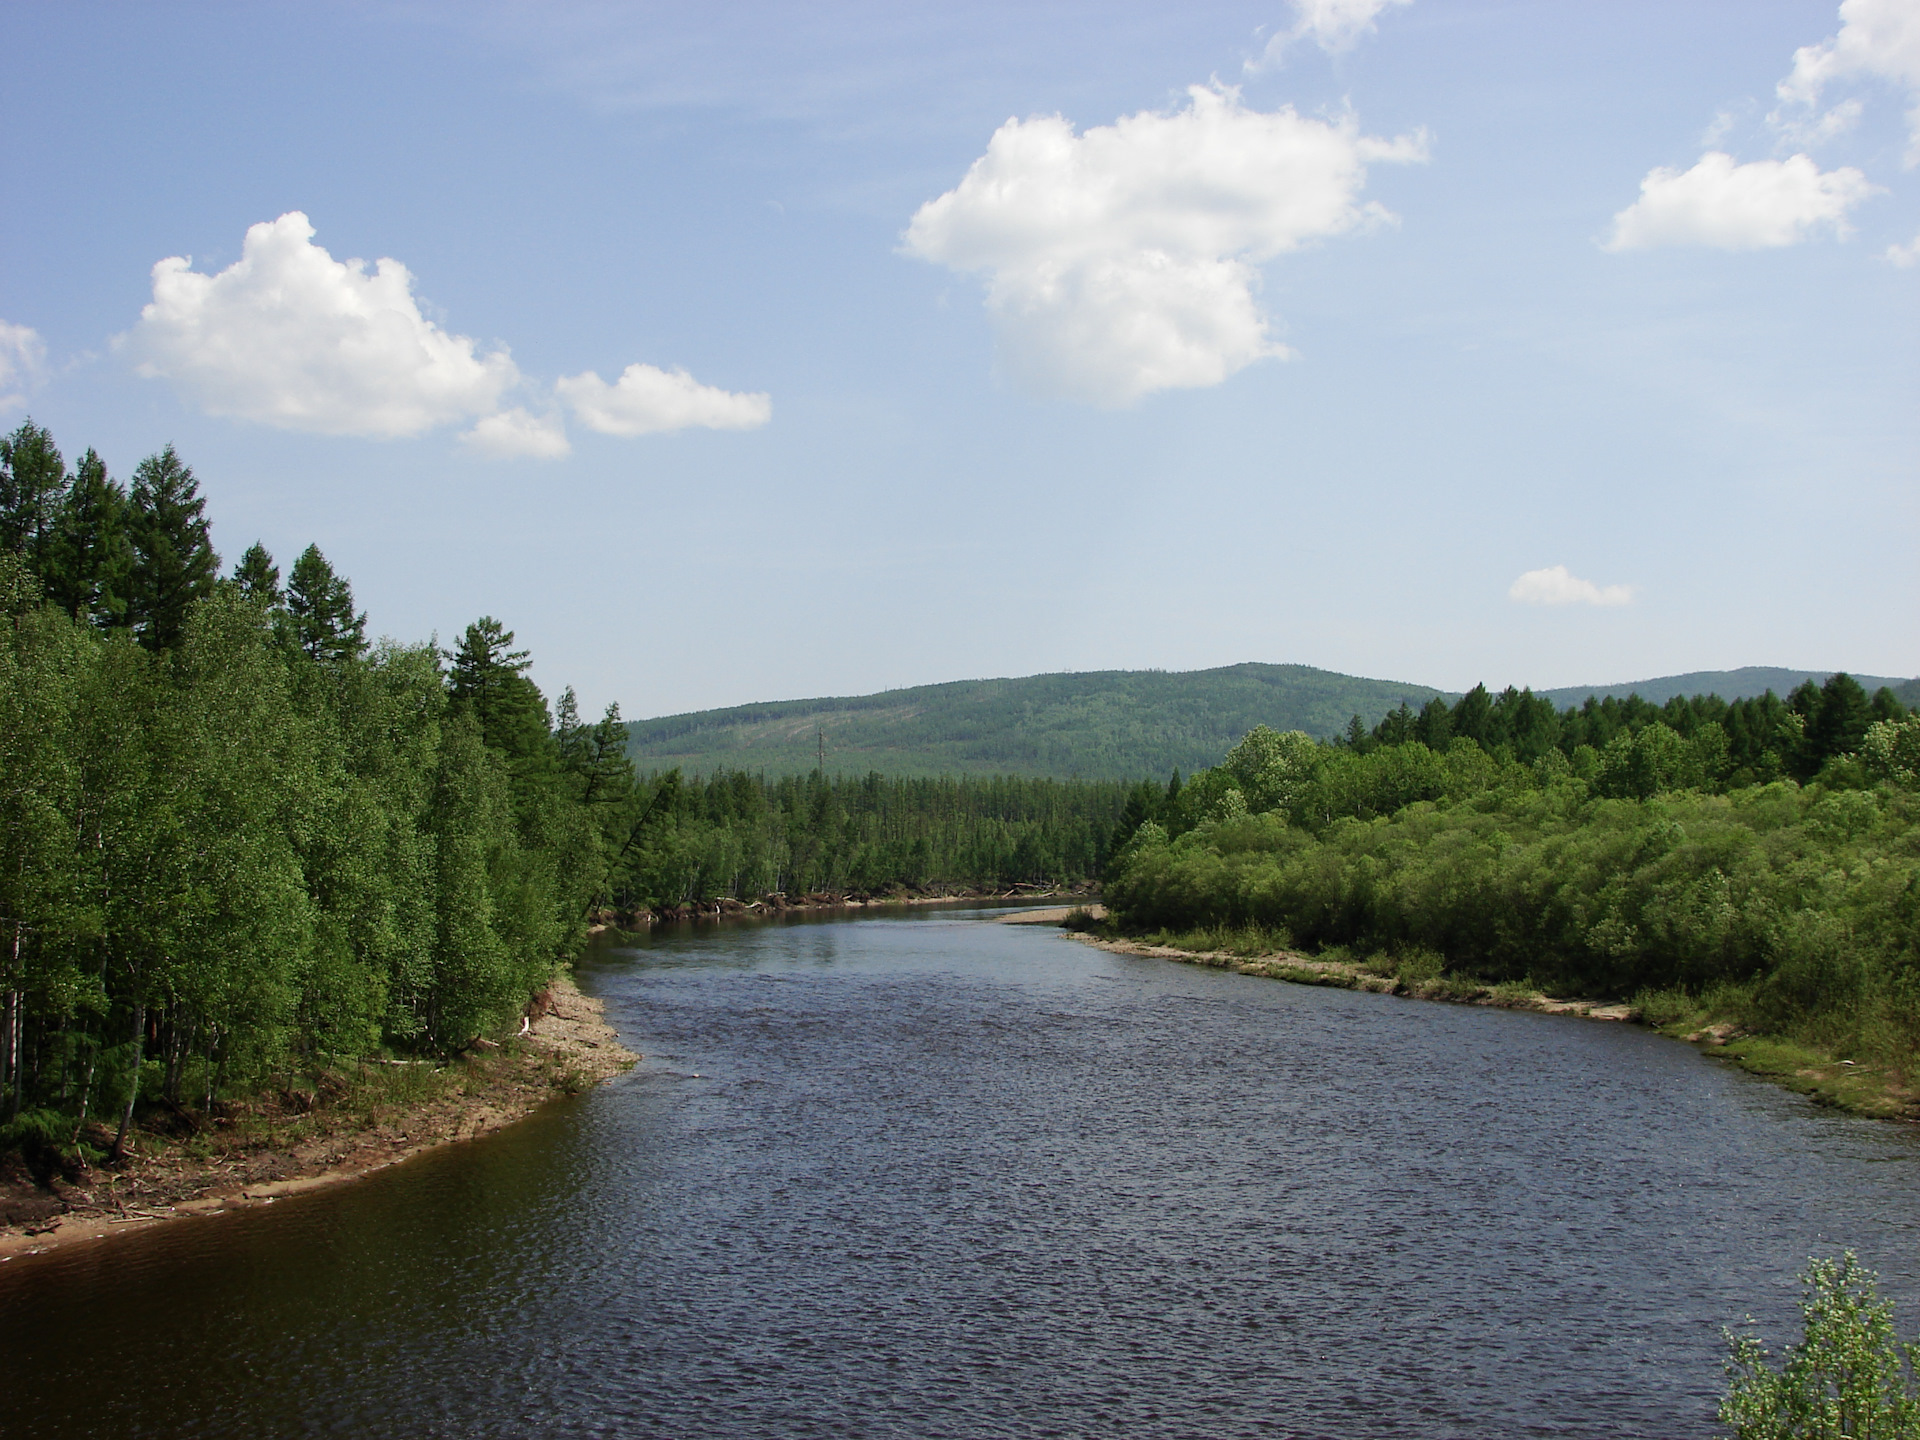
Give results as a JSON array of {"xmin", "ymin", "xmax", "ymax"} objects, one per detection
[
  {"xmin": 1065, "ymin": 924, "xmax": 1920, "ymax": 1123},
  {"xmin": 591, "ymin": 882, "xmax": 1094, "ymax": 930},
  {"xmin": 0, "ymin": 974, "xmax": 637, "ymax": 1262}
]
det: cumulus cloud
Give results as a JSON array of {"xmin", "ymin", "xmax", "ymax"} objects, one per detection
[
  {"xmin": 461, "ymin": 407, "xmax": 571, "ymax": 460},
  {"xmin": 1889, "ymin": 229, "xmax": 1920, "ymax": 263},
  {"xmin": 119, "ymin": 212, "xmax": 519, "ymax": 437},
  {"xmin": 903, "ymin": 84, "xmax": 1426, "ymax": 405},
  {"xmin": 1777, "ymin": 0, "xmax": 1920, "ymax": 162},
  {"xmin": 116, "ymin": 212, "xmax": 771, "ymax": 457},
  {"xmin": 1251, "ymin": 0, "xmax": 1413, "ymax": 67},
  {"xmin": 1604, "ymin": 151, "xmax": 1877, "ymax": 250},
  {"xmin": 556, "ymin": 363, "xmax": 771, "ymax": 437},
  {"xmin": 1508, "ymin": 566, "xmax": 1633, "ymax": 608},
  {"xmin": 0, "ymin": 321, "xmax": 46, "ymax": 412}
]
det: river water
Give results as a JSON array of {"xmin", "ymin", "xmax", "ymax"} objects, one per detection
[{"xmin": 5, "ymin": 907, "xmax": 1920, "ymax": 1438}]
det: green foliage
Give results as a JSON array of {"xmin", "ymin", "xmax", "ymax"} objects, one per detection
[
  {"xmin": 1723, "ymin": 1254, "xmax": 1920, "ymax": 1439},
  {"xmin": 230, "ymin": 542, "xmax": 282, "ymax": 606},
  {"xmin": 285, "ymin": 544, "xmax": 366, "ymax": 664},
  {"xmin": 44, "ymin": 449, "xmax": 132, "ymax": 627},
  {"xmin": 0, "ymin": 420, "xmax": 68, "ymax": 574},
  {"xmin": 1103, "ymin": 693, "xmax": 1920, "ymax": 1067},
  {"xmin": 0, "ymin": 424, "xmax": 1133, "ymax": 1142},
  {"xmin": 612, "ymin": 768, "xmax": 1126, "ymax": 907},
  {"xmin": 622, "ymin": 660, "xmax": 1914, "ymax": 786},
  {"xmin": 126, "ymin": 444, "xmax": 219, "ymax": 652},
  {"xmin": 1862, "ymin": 717, "xmax": 1920, "ymax": 788},
  {"xmin": 624, "ymin": 663, "xmax": 1454, "ymax": 780}
]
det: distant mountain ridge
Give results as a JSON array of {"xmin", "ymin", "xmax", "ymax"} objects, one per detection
[
  {"xmin": 624, "ymin": 662, "xmax": 1919, "ymax": 781},
  {"xmin": 1536, "ymin": 667, "xmax": 1917, "ymax": 710}
]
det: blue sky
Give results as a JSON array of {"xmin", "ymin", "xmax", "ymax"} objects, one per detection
[{"xmin": 2, "ymin": 0, "xmax": 1915, "ymax": 718}]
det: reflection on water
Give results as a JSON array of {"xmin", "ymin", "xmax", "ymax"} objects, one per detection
[{"xmin": 5, "ymin": 908, "xmax": 1920, "ymax": 1438}]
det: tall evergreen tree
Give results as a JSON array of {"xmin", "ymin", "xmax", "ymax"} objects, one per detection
[
  {"xmin": 44, "ymin": 449, "xmax": 132, "ymax": 627},
  {"xmin": 1450, "ymin": 683, "xmax": 1493, "ymax": 747},
  {"xmin": 1805, "ymin": 672, "xmax": 1874, "ymax": 772},
  {"xmin": 449, "ymin": 617, "xmax": 556, "ymax": 816},
  {"xmin": 126, "ymin": 444, "xmax": 218, "ymax": 652},
  {"xmin": 285, "ymin": 544, "xmax": 366, "ymax": 663},
  {"xmin": 0, "ymin": 420, "xmax": 69, "ymax": 579},
  {"xmin": 231, "ymin": 541, "xmax": 283, "ymax": 607},
  {"xmin": 1414, "ymin": 696, "xmax": 1452, "ymax": 750}
]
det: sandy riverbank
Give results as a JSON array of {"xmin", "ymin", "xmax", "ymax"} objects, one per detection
[
  {"xmin": 1067, "ymin": 929, "xmax": 1637, "ymax": 1020},
  {"xmin": 0, "ymin": 974, "xmax": 638, "ymax": 1263}
]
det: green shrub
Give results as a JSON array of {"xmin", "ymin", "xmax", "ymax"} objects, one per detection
[{"xmin": 1723, "ymin": 1253, "xmax": 1920, "ymax": 1438}]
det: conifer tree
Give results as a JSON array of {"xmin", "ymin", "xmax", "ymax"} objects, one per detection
[
  {"xmin": 126, "ymin": 444, "xmax": 218, "ymax": 652},
  {"xmin": 0, "ymin": 420, "xmax": 69, "ymax": 579},
  {"xmin": 45, "ymin": 449, "xmax": 132, "ymax": 627},
  {"xmin": 1414, "ymin": 696, "xmax": 1452, "ymax": 750},
  {"xmin": 1450, "ymin": 683, "xmax": 1493, "ymax": 747},
  {"xmin": 1805, "ymin": 672, "xmax": 1874, "ymax": 772},
  {"xmin": 285, "ymin": 544, "xmax": 366, "ymax": 663},
  {"xmin": 231, "ymin": 541, "xmax": 283, "ymax": 607},
  {"xmin": 449, "ymin": 617, "xmax": 557, "ymax": 819}
]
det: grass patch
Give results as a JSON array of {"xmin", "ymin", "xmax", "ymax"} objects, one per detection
[
  {"xmin": 1711, "ymin": 1036, "xmax": 1916, "ymax": 1118},
  {"xmin": 1143, "ymin": 922, "xmax": 1294, "ymax": 957},
  {"xmin": 1487, "ymin": 978, "xmax": 1541, "ymax": 1007}
]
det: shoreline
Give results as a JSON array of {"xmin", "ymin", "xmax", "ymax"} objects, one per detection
[
  {"xmin": 0, "ymin": 974, "xmax": 638, "ymax": 1264},
  {"xmin": 588, "ymin": 884, "xmax": 1093, "ymax": 931},
  {"xmin": 1063, "ymin": 927, "xmax": 1918, "ymax": 1122}
]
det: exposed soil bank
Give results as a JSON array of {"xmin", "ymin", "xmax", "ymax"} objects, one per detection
[
  {"xmin": 0, "ymin": 975, "xmax": 637, "ymax": 1263},
  {"xmin": 591, "ymin": 883, "xmax": 1096, "ymax": 930},
  {"xmin": 1066, "ymin": 928, "xmax": 1920, "ymax": 1123}
]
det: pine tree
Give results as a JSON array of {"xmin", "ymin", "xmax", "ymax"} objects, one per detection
[
  {"xmin": 1806, "ymin": 673, "xmax": 1874, "ymax": 771},
  {"xmin": 285, "ymin": 544, "xmax": 366, "ymax": 663},
  {"xmin": 0, "ymin": 420, "xmax": 69, "ymax": 581},
  {"xmin": 1415, "ymin": 696, "xmax": 1452, "ymax": 750},
  {"xmin": 1450, "ymin": 683, "xmax": 1493, "ymax": 747},
  {"xmin": 231, "ymin": 542, "xmax": 283, "ymax": 607},
  {"xmin": 45, "ymin": 449, "xmax": 132, "ymax": 627},
  {"xmin": 126, "ymin": 444, "xmax": 218, "ymax": 652},
  {"xmin": 448, "ymin": 617, "xmax": 556, "ymax": 818}
]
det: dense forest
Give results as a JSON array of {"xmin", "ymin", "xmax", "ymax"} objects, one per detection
[
  {"xmin": 0, "ymin": 422, "xmax": 1120, "ymax": 1156},
  {"xmin": 1101, "ymin": 676, "xmax": 1920, "ymax": 1065},
  {"xmin": 617, "ymin": 769, "xmax": 1124, "ymax": 909}
]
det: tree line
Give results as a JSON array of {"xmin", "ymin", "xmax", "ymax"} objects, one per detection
[
  {"xmin": 1340, "ymin": 676, "xmax": 1907, "ymax": 789},
  {"xmin": 0, "ymin": 421, "xmax": 1126, "ymax": 1155},
  {"xmin": 616, "ymin": 769, "xmax": 1126, "ymax": 909},
  {"xmin": 1100, "ymin": 676, "xmax": 1920, "ymax": 1066}
]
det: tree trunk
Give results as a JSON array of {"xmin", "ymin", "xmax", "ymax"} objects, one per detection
[
  {"xmin": 4, "ymin": 920, "xmax": 20, "ymax": 1119},
  {"xmin": 109, "ymin": 1000, "xmax": 145, "ymax": 1165},
  {"xmin": 4, "ymin": 989, "xmax": 18, "ymax": 1122},
  {"xmin": 69, "ymin": 1028, "xmax": 98, "ymax": 1146}
]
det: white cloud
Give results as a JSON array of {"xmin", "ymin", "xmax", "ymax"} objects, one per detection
[
  {"xmin": 1508, "ymin": 566, "xmax": 1634, "ymax": 608},
  {"xmin": 461, "ymin": 407, "xmax": 571, "ymax": 460},
  {"xmin": 1777, "ymin": 0, "xmax": 1920, "ymax": 162},
  {"xmin": 1889, "ymin": 229, "xmax": 1920, "ymax": 263},
  {"xmin": 1251, "ymin": 0, "xmax": 1413, "ymax": 67},
  {"xmin": 119, "ymin": 212, "xmax": 518, "ymax": 437},
  {"xmin": 556, "ymin": 363, "xmax": 772, "ymax": 436},
  {"xmin": 116, "ymin": 212, "xmax": 772, "ymax": 456},
  {"xmin": 0, "ymin": 321, "xmax": 46, "ymax": 412},
  {"xmin": 902, "ymin": 84, "xmax": 1426, "ymax": 405},
  {"xmin": 1604, "ymin": 151, "xmax": 1877, "ymax": 250}
]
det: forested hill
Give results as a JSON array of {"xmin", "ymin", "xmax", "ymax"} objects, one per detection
[
  {"xmin": 624, "ymin": 664, "xmax": 1451, "ymax": 780},
  {"xmin": 627, "ymin": 662, "xmax": 1920, "ymax": 781}
]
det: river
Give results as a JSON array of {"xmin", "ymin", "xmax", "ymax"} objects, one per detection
[{"xmin": 4, "ymin": 906, "xmax": 1919, "ymax": 1438}]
